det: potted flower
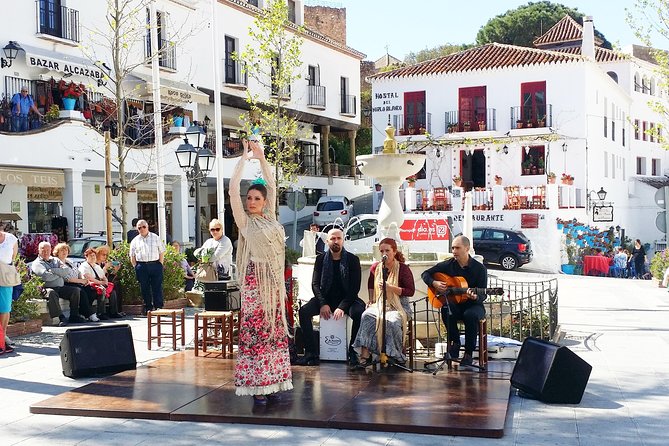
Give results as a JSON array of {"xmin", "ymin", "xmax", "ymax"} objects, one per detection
[
  {"xmin": 522, "ymin": 158, "xmax": 532, "ymax": 175},
  {"xmin": 537, "ymin": 115, "xmax": 546, "ymax": 127},
  {"xmin": 478, "ymin": 120, "xmax": 486, "ymax": 131},
  {"xmin": 547, "ymin": 172, "xmax": 557, "ymax": 184},
  {"xmin": 561, "ymin": 173, "xmax": 574, "ymax": 185},
  {"xmin": 526, "ymin": 120, "xmax": 534, "ymax": 128},
  {"xmin": 418, "ymin": 123, "xmax": 426, "ymax": 134},
  {"xmin": 463, "ymin": 121, "xmax": 471, "ymax": 132},
  {"xmin": 61, "ymin": 82, "xmax": 83, "ymax": 110},
  {"xmin": 537, "ymin": 157, "xmax": 545, "ymax": 175},
  {"xmin": 406, "ymin": 175, "xmax": 417, "ymax": 187},
  {"xmin": 516, "ymin": 119, "xmax": 524, "ymax": 129},
  {"xmin": 399, "ymin": 127, "xmax": 407, "ymax": 136},
  {"xmin": 494, "ymin": 175, "xmax": 503, "ymax": 185},
  {"xmin": 448, "ymin": 123, "xmax": 458, "ymax": 133},
  {"xmin": 408, "ymin": 124, "xmax": 415, "ymax": 135},
  {"xmin": 453, "ymin": 175, "xmax": 462, "ymax": 187}
]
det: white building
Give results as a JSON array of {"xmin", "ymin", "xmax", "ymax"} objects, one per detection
[
  {"xmin": 0, "ymin": 0, "xmax": 367, "ymax": 247},
  {"xmin": 369, "ymin": 15, "xmax": 669, "ymax": 270}
]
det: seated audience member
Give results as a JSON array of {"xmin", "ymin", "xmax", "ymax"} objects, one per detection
[
  {"xmin": 172, "ymin": 241, "xmax": 195, "ymax": 291},
  {"xmin": 52, "ymin": 243, "xmax": 95, "ymax": 321},
  {"xmin": 194, "ymin": 219, "xmax": 233, "ymax": 279},
  {"xmin": 30, "ymin": 242, "xmax": 86, "ymax": 325},
  {"xmin": 95, "ymin": 245, "xmax": 124, "ymax": 314},
  {"xmin": 353, "ymin": 238, "xmax": 414, "ymax": 368},
  {"xmin": 79, "ymin": 248, "xmax": 123, "ymax": 319}
]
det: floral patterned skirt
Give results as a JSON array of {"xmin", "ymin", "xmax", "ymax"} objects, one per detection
[{"xmin": 234, "ymin": 263, "xmax": 293, "ymax": 396}]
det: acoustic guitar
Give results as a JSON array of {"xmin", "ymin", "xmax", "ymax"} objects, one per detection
[{"xmin": 427, "ymin": 273, "xmax": 504, "ymax": 308}]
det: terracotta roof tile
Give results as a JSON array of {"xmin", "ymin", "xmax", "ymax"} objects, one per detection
[
  {"xmin": 533, "ymin": 14, "xmax": 603, "ymax": 47},
  {"xmin": 554, "ymin": 46, "xmax": 628, "ymax": 63},
  {"xmin": 370, "ymin": 43, "xmax": 583, "ymax": 80}
]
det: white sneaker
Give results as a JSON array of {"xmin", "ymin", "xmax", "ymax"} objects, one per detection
[{"xmin": 89, "ymin": 314, "xmax": 100, "ymax": 322}]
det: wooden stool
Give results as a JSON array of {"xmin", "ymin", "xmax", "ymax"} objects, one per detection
[
  {"xmin": 194, "ymin": 311, "xmax": 235, "ymax": 358},
  {"xmin": 147, "ymin": 308, "xmax": 185, "ymax": 351}
]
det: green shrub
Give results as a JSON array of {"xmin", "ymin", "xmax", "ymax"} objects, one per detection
[
  {"xmin": 108, "ymin": 242, "xmax": 186, "ymax": 304},
  {"xmin": 650, "ymin": 248, "xmax": 669, "ymax": 280},
  {"xmin": 10, "ymin": 257, "xmax": 41, "ymax": 323}
]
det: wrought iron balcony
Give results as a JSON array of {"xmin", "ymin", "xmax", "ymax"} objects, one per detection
[
  {"xmin": 224, "ymin": 59, "xmax": 247, "ymax": 87},
  {"xmin": 392, "ymin": 113, "xmax": 432, "ymax": 135},
  {"xmin": 510, "ymin": 104, "xmax": 553, "ymax": 129},
  {"xmin": 340, "ymin": 94, "xmax": 356, "ymax": 116},
  {"xmin": 36, "ymin": 1, "xmax": 80, "ymax": 43},
  {"xmin": 145, "ymin": 37, "xmax": 177, "ymax": 71},
  {"xmin": 307, "ymin": 85, "xmax": 326, "ymax": 109},
  {"xmin": 445, "ymin": 108, "xmax": 497, "ymax": 132}
]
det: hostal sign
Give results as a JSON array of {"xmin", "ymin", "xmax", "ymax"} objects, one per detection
[{"xmin": 372, "ymin": 91, "xmax": 403, "ymax": 114}]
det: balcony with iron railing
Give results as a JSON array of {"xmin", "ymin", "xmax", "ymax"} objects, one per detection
[
  {"xmin": 391, "ymin": 113, "xmax": 432, "ymax": 135},
  {"xmin": 35, "ymin": 1, "xmax": 80, "ymax": 43},
  {"xmin": 307, "ymin": 85, "xmax": 326, "ymax": 109},
  {"xmin": 445, "ymin": 108, "xmax": 497, "ymax": 132},
  {"xmin": 144, "ymin": 37, "xmax": 177, "ymax": 71},
  {"xmin": 270, "ymin": 82, "xmax": 291, "ymax": 99},
  {"xmin": 510, "ymin": 104, "xmax": 553, "ymax": 129},
  {"xmin": 224, "ymin": 59, "xmax": 247, "ymax": 87},
  {"xmin": 340, "ymin": 94, "xmax": 356, "ymax": 116}
]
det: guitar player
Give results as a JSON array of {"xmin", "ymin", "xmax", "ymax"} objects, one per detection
[{"xmin": 421, "ymin": 235, "xmax": 487, "ymax": 367}]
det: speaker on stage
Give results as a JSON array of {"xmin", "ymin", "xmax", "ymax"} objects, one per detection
[
  {"xmin": 60, "ymin": 324, "xmax": 136, "ymax": 378},
  {"xmin": 510, "ymin": 337, "xmax": 592, "ymax": 404}
]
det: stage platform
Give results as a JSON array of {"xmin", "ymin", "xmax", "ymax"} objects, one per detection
[{"xmin": 30, "ymin": 352, "xmax": 514, "ymax": 438}]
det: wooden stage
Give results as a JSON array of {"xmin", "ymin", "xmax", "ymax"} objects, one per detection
[{"xmin": 30, "ymin": 352, "xmax": 514, "ymax": 438}]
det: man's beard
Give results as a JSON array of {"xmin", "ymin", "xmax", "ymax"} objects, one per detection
[{"xmin": 330, "ymin": 244, "xmax": 341, "ymax": 253}]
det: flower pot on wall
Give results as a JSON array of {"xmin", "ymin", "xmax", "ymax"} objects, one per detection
[{"xmin": 62, "ymin": 98, "xmax": 76, "ymax": 110}]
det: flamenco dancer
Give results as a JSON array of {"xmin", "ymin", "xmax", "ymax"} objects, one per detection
[{"xmin": 229, "ymin": 137, "xmax": 293, "ymax": 404}]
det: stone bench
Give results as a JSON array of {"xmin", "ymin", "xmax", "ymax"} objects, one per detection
[{"xmin": 32, "ymin": 298, "xmax": 101, "ymax": 326}]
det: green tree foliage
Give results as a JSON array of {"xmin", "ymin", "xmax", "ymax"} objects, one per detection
[
  {"xmin": 238, "ymin": 0, "xmax": 304, "ymax": 213},
  {"xmin": 404, "ymin": 43, "xmax": 474, "ymax": 64},
  {"xmin": 476, "ymin": 1, "xmax": 612, "ymax": 49}
]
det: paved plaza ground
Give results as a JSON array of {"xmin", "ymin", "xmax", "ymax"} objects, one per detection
[{"xmin": 1, "ymin": 272, "xmax": 668, "ymax": 445}]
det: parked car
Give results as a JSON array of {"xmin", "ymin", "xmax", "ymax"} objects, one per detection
[
  {"xmin": 312, "ymin": 196, "xmax": 354, "ymax": 227},
  {"xmin": 66, "ymin": 236, "xmax": 121, "ymax": 267},
  {"xmin": 472, "ymin": 227, "xmax": 532, "ymax": 270}
]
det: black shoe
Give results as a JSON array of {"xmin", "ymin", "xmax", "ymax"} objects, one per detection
[
  {"xmin": 356, "ymin": 356, "xmax": 374, "ymax": 369},
  {"xmin": 294, "ymin": 354, "xmax": 319, "ymax": 366},
  {"xmin": 58, "ymin": 315, "xmax": 68, "ymax": 327},
  {"xmin": 459, "ymin": 354, "xmax": 473, "ymax": 367},
  {"xmin": 69, "ymin": 315, "xmax": 87, "ymax": 324},
  {"xmin": 348, "ymin": 347, "xmax": 359, "ymax": 366},
  {"xmin": 98, "ymin": 313, "xmax": 110, "ymax": 320},
  {"xmin": 141, "ymin": 308, "xmax": 148, "ymax": 317},
  {"xmin": 109, "ymin": 313, "xmax": 123, "ymax": 319}
]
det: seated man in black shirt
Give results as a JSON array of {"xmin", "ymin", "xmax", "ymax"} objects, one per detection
[
  {"xmin": 421, "ymin": 235, "xmax": 487, "ymax": 367},
  {"xmin": 296, "ymin": 228, "xmax": 365, "ymax": 366}
]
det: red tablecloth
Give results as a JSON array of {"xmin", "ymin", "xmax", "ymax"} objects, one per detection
[{"xmin": 583, "ymin": 255, "xmax": 611, "ymax": 276}]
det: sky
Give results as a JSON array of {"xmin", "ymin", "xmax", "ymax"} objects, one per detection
[{"xmin": 331, "ymin": 0, "xmax": 660, "ymax": 61}]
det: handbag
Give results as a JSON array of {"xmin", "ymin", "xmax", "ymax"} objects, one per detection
[
  {"xmin": 0, "ymin": 263, "xmax": 21, "ymax": 287},
  {"xmin": 195, "ymin": 263, "xmax": 218, "ymax": 282}
]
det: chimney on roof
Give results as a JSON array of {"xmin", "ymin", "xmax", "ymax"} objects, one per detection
[{"xmin": 582, "ymin": 16, "xmax": 595, "ymax": 60}]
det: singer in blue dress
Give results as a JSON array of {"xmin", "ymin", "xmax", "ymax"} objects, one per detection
[{"xmin": 352, "ymin": 237, "xmax": 415, "ymax": 367}]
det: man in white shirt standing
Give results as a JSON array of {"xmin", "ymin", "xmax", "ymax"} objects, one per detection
[{"xmin": 129, "ymin": 219, "xmax": 165, "ymax": 315}]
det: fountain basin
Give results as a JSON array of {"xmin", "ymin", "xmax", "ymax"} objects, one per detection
[{"xmin": 357, "ymin": 153, "xmax": 426, "ymax": 180}]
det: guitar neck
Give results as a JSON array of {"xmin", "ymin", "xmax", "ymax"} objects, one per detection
[{"xmin": 445, "ymin": 287, "xmax": 493, "ymax": 296}]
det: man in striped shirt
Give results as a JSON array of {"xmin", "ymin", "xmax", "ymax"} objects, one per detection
[{"xmin": 129, "ymin": 219, "xmax": 165, "ymax": 315}]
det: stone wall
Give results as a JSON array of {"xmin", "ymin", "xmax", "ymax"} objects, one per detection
[{"xmin": 304, "ymin": 5, "xmax": 346, "ymax": 47}]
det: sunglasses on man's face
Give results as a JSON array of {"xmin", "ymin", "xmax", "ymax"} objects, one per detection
[
  {"xmin": 210, "ymin": 227, "xmax": 221, "ymax": 232},
  {"xmin": 138, "ymin": 225, "xmax": 148, "ymax": 229}
]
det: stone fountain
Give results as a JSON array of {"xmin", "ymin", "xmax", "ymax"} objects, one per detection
[{"xmin": 355, "ymin": 121, "xmax": 426, "ymax": 241}]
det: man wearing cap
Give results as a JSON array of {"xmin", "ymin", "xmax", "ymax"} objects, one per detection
[{"xmin": 11, "ymin": 86, "xmax": 42, "ymax": 132}]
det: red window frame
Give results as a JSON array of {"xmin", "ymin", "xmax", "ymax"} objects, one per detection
[
  {"xmin": 458, "ymin": 86, "xmax": 486, "ymax": 131},
  {"xmin": 520, "ymin": 81, "xmax": 547, "ymax": 125},
  {"xmin": 404, "ymin": 91, "xmax": 426, "ymax": 131}
]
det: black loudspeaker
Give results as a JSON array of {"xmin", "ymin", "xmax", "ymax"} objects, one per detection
[
  {"xmin": 510, "ymin": 337, "xmax": 592, "ymax": 404},
  {"xmin": 60, "ymin": 324, "xmax": 136, "ymax": 378}
]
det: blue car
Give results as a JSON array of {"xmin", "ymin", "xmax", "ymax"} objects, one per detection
[{"xmin": 472, "ymin": 227, "xmax": 533, "ymax": 270}]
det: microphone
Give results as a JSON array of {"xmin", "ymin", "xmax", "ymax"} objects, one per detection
[{"xmin": 381, "ymin": 255, "xmax": 388, "ymax": 263}]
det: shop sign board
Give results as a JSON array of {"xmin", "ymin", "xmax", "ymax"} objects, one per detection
[
  {"xmin": 25, "ymin": 53, "xmax": 104, "ymax": 79},
  {"xmin": 0, "ymin": 168, "xmax": 65, "ymax": 188},
  {"xmin": 593, "ymin": 205, "xmax": 614, "ymax": 222}
]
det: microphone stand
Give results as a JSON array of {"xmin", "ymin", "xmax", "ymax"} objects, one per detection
[{"xmin": 376, "ymin": 259, "xmax": 412, "ymax": 373}]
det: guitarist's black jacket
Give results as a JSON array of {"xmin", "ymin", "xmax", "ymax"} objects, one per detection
[{"xmin": 421, "ymin": 256, "xmax": 488, "ymax": 304}]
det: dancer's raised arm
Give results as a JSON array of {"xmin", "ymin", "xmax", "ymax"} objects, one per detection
[{"xmin": 229, "ymin": 147, "xmax": 247, "ymax": 233}]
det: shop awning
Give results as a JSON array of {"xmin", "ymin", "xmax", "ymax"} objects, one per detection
[
  {"xmin": 22, "ymin": 44, "xmax": 105, "ymax": 80},
  {"xmin": 126, "ymin": 72, "xmax": 210, "ymax": 105},
  {"xmin": 0, "ymin": 213, "xmax": 22, "ymax": 221}
]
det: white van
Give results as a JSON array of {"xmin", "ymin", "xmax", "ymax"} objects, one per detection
[{"xmin": 343, "ymin": 213, "xmax": 452, "ymax": 256}]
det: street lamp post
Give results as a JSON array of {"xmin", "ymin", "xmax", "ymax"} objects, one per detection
[
  {"xmin": 175, "ymin": 124, "xmax": 215, "ymax": 246},
  {"xmin": 587, "ymin": 186, "xmax": 607, "ymax": 215}
]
